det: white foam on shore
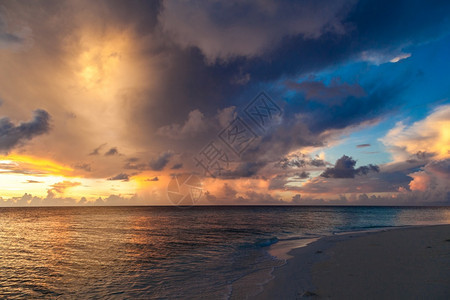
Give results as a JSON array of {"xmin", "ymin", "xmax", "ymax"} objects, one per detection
[{"xmin": 268, "ymin": 237, "xmax": 320, "ymax": 260}]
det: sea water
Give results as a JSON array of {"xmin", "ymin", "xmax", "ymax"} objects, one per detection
[{"xmin": 0, "ymin": 206, "xmax": 449, "ymax": 298}]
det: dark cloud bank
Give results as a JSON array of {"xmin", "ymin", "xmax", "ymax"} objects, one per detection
[
  {"xmin": 0, "ymin": 110, "xmax": 51, "ymax": 153},
  {"xmin": 321, "ymin": 155, "xmax": 379, "ymax": 178}
]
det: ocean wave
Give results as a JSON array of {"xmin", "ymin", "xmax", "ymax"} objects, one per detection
[{"xmin": 254, "ymin": 237, "xmax": 279, "ymax": 247}]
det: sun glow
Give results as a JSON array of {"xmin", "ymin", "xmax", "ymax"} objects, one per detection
[{"xmin": 76, "ymin": 30, "xmax": 133, "ymax": 94}]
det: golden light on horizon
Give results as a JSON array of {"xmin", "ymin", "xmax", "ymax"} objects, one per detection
[
  {"xmin": 0, "ymin": 154, "xmax": 74, "ymax": 176},
  {"xmin": 0, "ymin": 153, "xmax": 139, "ymax": 201}
]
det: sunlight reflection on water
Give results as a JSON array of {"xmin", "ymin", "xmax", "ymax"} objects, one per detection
[{"xmin": 0, "ymin": 206, "xmax": 449, "ymax": 298}]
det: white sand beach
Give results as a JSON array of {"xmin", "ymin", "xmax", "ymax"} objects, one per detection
[{"xmin": 257, "ymin": 225, "xmax": 450, "ymax": 299}]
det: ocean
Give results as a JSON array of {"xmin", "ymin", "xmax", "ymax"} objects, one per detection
[{"xmin": 0, "ymin": 206, "xmax": 449, "ymax": 299}]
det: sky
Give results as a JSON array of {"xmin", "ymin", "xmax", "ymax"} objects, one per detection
[{"xmin": 0, "ymin": 0, "xmax": 449, "ymax": 206}]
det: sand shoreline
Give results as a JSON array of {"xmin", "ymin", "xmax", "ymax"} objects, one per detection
[{"xmin": 255, "ymin": 224, "xmax": 450, "ymax": 299}]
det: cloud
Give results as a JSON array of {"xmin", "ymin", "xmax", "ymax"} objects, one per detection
[
  {"xmin": 25, "ymin": 180, "xmax": 42, "ymax": 184},
  {"xmin": 275, "ymin": 153, "xmax": 326, "ymax": 169},
  {"xmin": 216, "ymin": 106, "xmax": 237, "ymax": 128},
  {"xmin": 408, "ymin": 171, "xmax": 430, "ymax": 192},
  {"xmin": 321, "ymin": 155, "xmax": 379, "ymax": 178},
  {"xmin": 0, "ymin": 0, "xmax": 449, "ymax": 206},
  {"xmin": 104, "ymin": 147, "xmax": 119, "ymax": 156},
  {"xmin": 171, "ymin": 163, "xmax": 183, "ymax": 170},
  {"xmin": 93, "ymin": 194, "xmax": 148, "ymax": 206},
  {"xmin": 408, "ymin": 159, "xmax": 450, "ymax": 193},
  {"xmin": 206, "ymin": 183, "xmax": 285, "ymax": 205},
  {"xmin": 0, "ymin": 109, "xmax": 51, "ymax": 153},
  {"xmin": 47, "ymin": 181, "xmax": 81, "ymax": 198},
  {"xmin": 268, "ymin": 174, "xmax": 289, "ymax": 190},
  {"xmin": 146, "ymin": 176, "xmax": 159, "ymax": 182},
  {"xmin": 380, "ymin": 105, "xmax": 450, "ymax": 161},
  {"xmin": 89, "ymin": 143, "xmax": 106, "ymax": 155},
  {"xmin": 287, "ymin": 79, "xmax": 366, "ymax": 104},
  {"xmin": 149, "ymin": 151, "xmax": 174, "ymax": 171},
  {"xmin": 220, "ymin": 161, "xmax": 267, "ymax": 179},
  {"xmin": 107, "ymin": 173, "xmax": 130, "ymax": 182},
  {"xmin": 159, "ymin": 0, "xmax": 355, "ymax": 62},
  {"xmin": 359, "ymin": 50, "xmax": 411, "ymax": 65},
  {"xmin": 243, "ymin": 116, "xmax": 324, "ymax": 165},
  {"xmin": 426, "ymin": 159, "xmax": 450, "ymax": 178},
  {"xmin": 356, "ymin": 144, "xmax": 371, "ymax": 148},
  {"xmin": 390, "ymin": 53, "xmax": 411, "ymax": 63},
  {"xmin": 0, "ymin": 193, "xmax": 148, "ymax": 207},
  {"xmin": 124, "ymin": 161, "xmax": 148, "ymax": 170},
  {"xmin": 0, "ymin": 13, "xmax": 27, "ymax": 49},
  {"xmin": 74, "ymin": 163, "xmax": 91, "ymax": 172},
  {"xmin": 129, "ymin": 0, "xmax": 450, "ymax": 168},
  {"xmin": 49, "ymin": 181, "xmax": 81, "ymax": 194},
  {"xmin": 157, "ymin": 109, "xmax": 206, "ymax": 139}
]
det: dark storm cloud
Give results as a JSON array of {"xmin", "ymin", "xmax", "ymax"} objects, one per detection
[
  {"xmin": 149, "ymin": 151, "xmax": 174, "ymax": 171},
  {"xmin": 159, "ymin": 0, "xmax": 355, "ymax": 62},
  {"xmin": 0, "ymin": 109, "xmax": 51, "ymax": 153},
  {"xmin": 291, "ymin": 78, "xmax": 407, "ymax": 134},
  {"xmin": 321, "ymin": 155, "xmax": 379, "ymax": 178},
  {"xmin": 246, "ymin": 0, "xmax": 450, "ymax": 82},
  {"xmin": 120, "ymin": 0, "xmax": 450, "ymax": 165},
  {"xmin": 243, "ymin": 117, "xmax": 324, "ymax": 164},
  {"xmin": 107, "ymin": 173, "xmax": 130, "ymax": 182},
  {"xmin": 1, "ymin": 0, "xmax": 447, "ymax": 191}
]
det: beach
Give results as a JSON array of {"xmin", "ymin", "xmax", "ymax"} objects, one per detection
[{"xmin": 258, "ymin": 225, "xmax": 450, "ymax": 299}]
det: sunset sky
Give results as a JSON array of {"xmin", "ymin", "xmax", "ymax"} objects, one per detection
[{"xmin": 0, "ymin": 0, "xmax": 449, "ymax": 206}]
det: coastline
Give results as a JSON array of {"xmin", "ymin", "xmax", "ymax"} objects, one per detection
[{"xmin": 255, "ymin": 224, "xmax": 450, "ymax": 299}]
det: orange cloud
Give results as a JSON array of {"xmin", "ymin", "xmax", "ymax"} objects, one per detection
[
  {"xmin": 381, "ymin": 105, "xmax": 450, "ymax": 161},
  {"xmin": 408, "ymin": 171, "xmax": 431, "ymax": 191}
]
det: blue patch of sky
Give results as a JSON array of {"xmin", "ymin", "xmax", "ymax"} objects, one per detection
[{"xmin": 285, "ymin": 33, "xmax": 450, "ymax": 166}]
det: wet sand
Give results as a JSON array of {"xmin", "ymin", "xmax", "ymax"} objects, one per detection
[{"xmin": 256, "ymin": 225, "xmax": 450, "ymax": 299}]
